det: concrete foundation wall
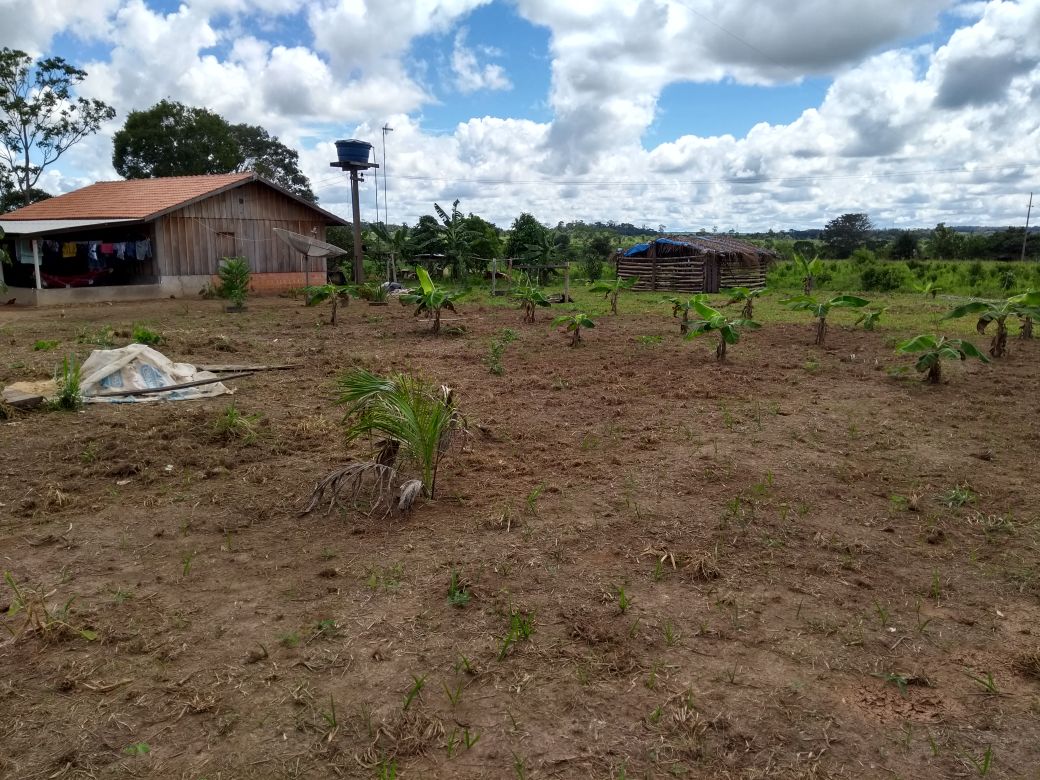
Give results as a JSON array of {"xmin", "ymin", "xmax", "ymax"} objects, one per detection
[{"xmin": 4, "ymin": 271, "xmax": 311, "ymax": 306}]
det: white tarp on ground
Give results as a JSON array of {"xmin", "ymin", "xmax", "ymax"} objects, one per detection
[{"xmin": 79, "ymin": 344, "xmax": 231, "ymax": 403}]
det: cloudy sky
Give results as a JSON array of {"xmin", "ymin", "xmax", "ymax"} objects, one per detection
[{"xmin": 2, "ymin": 0, "xmax": 1039, "ymax": 231}]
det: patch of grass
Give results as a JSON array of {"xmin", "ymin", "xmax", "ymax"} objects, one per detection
[
  {"xmin": 615, "ymin": 585, "xmax": 632, "ymax": 614},
  {"xmin": 77, "ymin": 326, "xmax": 115, "ymax": 347},
  {"xmin": 366, "ymin": 563, "xmax": 403, "ymax": 591},
  {"xmin": 498, "ymin": 609, "xmax": 535, "ymax": 660},
  {"xmin": 212, "ymin": 403, "xmax": 261, "ymax": 443},
  {"xmin": 940, "ymin": 484, "xmax": 976, "ymax": 508},
  {"xmin": 402, "ymin": 673, "xmax": 426, "ymax": 710},
  {"xmin": 447, "ymin": 568, "xmax": 471, "ymax": 607},
  {"xmin": 33, "ymin": 339, "xmax": 59, "ymax": 351},
  {"xmin": 279, "ymin": 631, "xmax": 301, "ymax": 648},
  {"xmin": 131, "ymin": 324, "xmax": 162, "ymax": 345}
]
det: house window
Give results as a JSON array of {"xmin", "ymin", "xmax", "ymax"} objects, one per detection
[{"xmin": 216, "ymin": 232, "xmax": 236, "ymax": 263}]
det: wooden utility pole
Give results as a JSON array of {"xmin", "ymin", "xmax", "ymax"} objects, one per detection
[
  {"xmin": 330, "ymin": 149, "xmax": 378, "ymax": 284},
  {"xmin": 349, "ymin": 170, "xmax": 364, "ymax": 282},
  {"xmin": 1021, "ymin": 192, "xmax": 1033, "ymax": 262}
]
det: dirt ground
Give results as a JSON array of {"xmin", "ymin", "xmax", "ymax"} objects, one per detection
[{"xmin": 1, "ymin": 293, "xmax": 1038, "ymax": 779}]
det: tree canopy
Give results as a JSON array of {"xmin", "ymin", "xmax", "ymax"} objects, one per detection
[
  {"xmin": 822, "ymin": 213, "xmax": 874, "ymax": 259},
  {"xmin": 505, "ymin": 213, "xmax": 546, "ymax": 259},
  {"xmin": 112, "ymin": 100, "xmax": 315, "ymax": 201},
  {"xmin": 0, "ymin": 48, "xmax": 114, "ymax": 209}
]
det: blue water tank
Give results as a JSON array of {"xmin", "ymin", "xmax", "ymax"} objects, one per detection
[{"xmin": 335, "ymin": 139, "xmax": 372, "ymax": 164}]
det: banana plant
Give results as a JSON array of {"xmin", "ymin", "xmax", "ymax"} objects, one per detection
[
  {"xmin": 666, "ymin": 295, "xmax": 700, "ymax": 334},
  {"xmin": 723, "ymin": 286, "xmax": 768, "ymax": 319},
  {"xmin": 794, "ymin": 251, "xmax": 821, "ymax": 294},
  {"xmin": 896, "ymin": 334, "xmax": 989, "ymax": 384},
  {"xmin": 553, "ymin": 312, "xmax": 595, "ymax": 346},
  {"xmin": 400, "ymin": 267, "xmax": 461, "ymax": 334},
  {"xmin": 303, "ymin": 282, "xmax": 353, "ymax": 325},
  {"xmin": 511, "ymin": 273, "xmax": 551, "ymax": 323},
  {"xmin": 855, "ymin": 307, "xmax": 886, "ymax": 331},
  {"xmin": 944, "ymin": 291, "xmax": 1040, "ymax": 357},
  {"xmin": 781, "ymin": 293, "xmax": 870, "ymax": 346},
  {"xmin": 590, "ymin": 275, "xmax": 636, "ymax": 315},
  {"xmin": 685, "ymin": 298, "xmax": 759, "ymax": 362},
  {"xmin": 914, "ymin": 281, "xmax": 943, "ymax": 299}
]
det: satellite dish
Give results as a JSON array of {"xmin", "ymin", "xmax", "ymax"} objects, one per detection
[{"xmin": 273, "ymin": 228, "xmax": 349, "ymax": 258}]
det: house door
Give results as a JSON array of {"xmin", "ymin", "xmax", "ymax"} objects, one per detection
[{"xmin": 216, "ymin": 231, "xmax": 236, "ymax": 265}]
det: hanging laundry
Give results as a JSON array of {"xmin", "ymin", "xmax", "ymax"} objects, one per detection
[
  {"xmin": 87, "ymin": 242, "xmax": 102, "ymax": 271},
  {"xmin": 125, "ymin": 241, "xmax": 137, "ymax": 260},
  {"xmin": 62, "ymin": 242, "xmax": 77, "ymax": 258},
  {"xmin": 114, "ymin": 243, "xmax": 125, "ymax": 260},
  {"xmin": 100, "ymin": 242, "xmax": 115, "ymax": 254},
  {"xmin": 136, "ymin": 239, "xmax": 152, "ymax": 259}
]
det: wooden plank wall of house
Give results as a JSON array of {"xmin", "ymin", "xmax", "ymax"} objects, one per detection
[{"xmin": 153, "ymin": 182, "xmax": 328, "ymax": 276}]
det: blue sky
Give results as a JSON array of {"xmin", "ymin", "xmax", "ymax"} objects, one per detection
[{"xmin": 2, "ymin": 0, "xmax": 1039, "ymax": 229}]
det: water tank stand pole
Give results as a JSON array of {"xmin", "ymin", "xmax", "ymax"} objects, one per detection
[{"xmin": 350, "ymin": 170, "xmax": 364, "ymax": 284}]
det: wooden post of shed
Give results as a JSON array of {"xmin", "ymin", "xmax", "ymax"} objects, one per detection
[
  {"xmin": 651, "ymin": 245, "xmax": 658, "ymax": 292},
  {"xmin": 31, "ymin": 239, "xmax": 41, "ymax": 290}
]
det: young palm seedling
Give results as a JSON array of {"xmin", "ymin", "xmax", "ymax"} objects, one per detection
[
  {"xmin": 511, "ymin": 273, "xmax": 551, "ymax": 323},
  {"xmin": 590, "ymin": 275, "xmax": 636, "ymax": 315},
  {"xmin": 53, "ymin": 355, "xmax": 83, "ymax": 411},
  {"xmin": 723, "ymin": 286, "xmax": 768, "ymax": 319},
  {"xmin": 303, "ymin": 282, "xmax": 353, "ymax": 326},
  {"xmin": 782, "ymin": 293, "xmax": 870, "ymax": 346},
  {"xmin": 685, "ymin": 297, "xmax": 760, "ymax": 362},
  {"xmin": 944, "ymin": 291, "xmax": 1040, "ymax": 357},
  {"xmin": 304, "ymin": 368, "xmax": 466, "ymax": 516},
  {"xmin": 896, "ymin": 334, "xmax": 988, "ymax": 384},
  {"xmin": 553, "ymin": 312, "xmax": 595, "ymax": 346},
  {"xmin": 217, "ymin": 256, "xmax": 250, "ymax": 310},
  {"xmin": 400, "ymin": 267, "xmax": 461, "ymax": 334}
]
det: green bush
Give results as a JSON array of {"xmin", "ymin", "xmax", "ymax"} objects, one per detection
[
  {"xmin": 860, "ymin": 262, "xmax": 907, "ymax": 292},
  {"xmin": 217, "ymin": 257, "xmax": 250, "ymax": 308}
]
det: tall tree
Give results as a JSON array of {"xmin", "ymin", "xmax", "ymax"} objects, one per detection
[
  {"xmin": 0, "ymin": 48, "xmax": 115, "ymax": 208},
  {"xmin": 888, "ymin": 230, "xmax": 918, "ymax": 260},
  {"xmin": 928, "ymin": 222, "xmax": 963, "ymax": 259},
  {"xmin": 822, "ymin": 213, "xmax": 874, "ymax": 259},
  {"xmin": 112, "ymin": 100, "xmax": 315, "ymax": 200},
  {"xmin": 505, "ymin": 213, "xmax": 546, "ymax": 259},
  {"xmin": 231, "ymin": 123, "xmax": 315, "ymax": 201}
]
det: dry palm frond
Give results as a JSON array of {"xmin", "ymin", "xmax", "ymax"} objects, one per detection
[
  {"xmin": 303, "ymin": 462, "xmax": 399, "ymax": 517},
  {"xmin": 397, "ymin": 479, "xmax": 424, "ymax": 513}
]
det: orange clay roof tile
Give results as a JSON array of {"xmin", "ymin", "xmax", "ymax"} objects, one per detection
[{"xmin": 2, "ymin": 173, "xmax": 255, "ymax": 221}]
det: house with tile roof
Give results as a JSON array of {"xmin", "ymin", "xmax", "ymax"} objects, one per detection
[{"xmin": 0, "ymin": 172, "xmax": 347, "ymax": 305}]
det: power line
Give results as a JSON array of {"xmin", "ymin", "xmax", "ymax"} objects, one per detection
[{"xmin": 310, "ymin": 161, "xmax": 1040, "ymax": 192}]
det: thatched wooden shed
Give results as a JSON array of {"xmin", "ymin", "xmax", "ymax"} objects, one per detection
[{"xmin": 616, "ymin": 236, "xmax": 774, "ymax": 293}]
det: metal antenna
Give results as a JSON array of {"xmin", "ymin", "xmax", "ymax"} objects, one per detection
[
  {"xmin": 382, "ymin": 124, "xmax": 394, "ymax": 226},
  {"xmin": 1021, "ymin": 192, "xmax": 1033, "ymax": 262}
]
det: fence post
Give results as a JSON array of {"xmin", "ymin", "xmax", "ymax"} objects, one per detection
[
  {"xmin": 564, "ymin": 263, "xmax": 570, "ymax": 302},
  {"xmin": 492, "ymin": 257, "xmax": 497, "ymax": 296}
]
